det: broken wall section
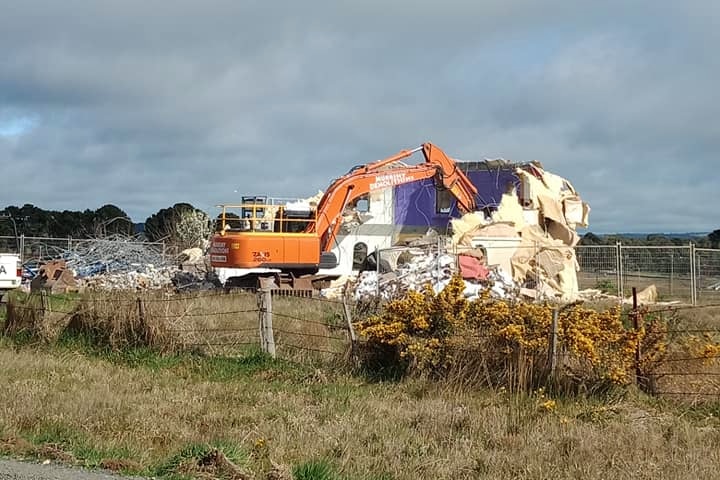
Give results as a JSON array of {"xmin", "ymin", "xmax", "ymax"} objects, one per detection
[{"xmin": 451, "ymin": 163, "xmax": 590, "ymax": 302}]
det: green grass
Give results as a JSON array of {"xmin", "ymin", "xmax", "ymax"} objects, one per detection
[
  {"xmin": 152, "ymin": 440, "xmax": 248, "ymax": 478},
  {"xmin": 293, "ymin": 459, "xmax": 340, "ymax": 480}
]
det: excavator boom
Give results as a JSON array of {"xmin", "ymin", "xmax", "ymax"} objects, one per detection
[{"xmin": 312, "ymin": 142, "xmax": 478, "ymax": 253}]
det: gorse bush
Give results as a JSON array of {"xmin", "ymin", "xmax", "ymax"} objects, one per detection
[{"xmin": 355, "ymin": 275, "xmax": 668, "ymax": 392}]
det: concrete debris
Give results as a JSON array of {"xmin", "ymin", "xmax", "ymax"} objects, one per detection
[
  {"xmin": 178, "ymin": 247, "xmax": 204, "ymax": 264},
  {"xmin": 79, "ymin": 264, "xmax": 217, "ymax": 292},
  {"xmin": 80, "ymin": 265, "xmax": 176, "ymax": 290},
  {"xmin": 347, "ymin": 249, "xmax": 519, "ymax": 302},
  {"xmin": 633, "ymin": 284, "xmax": 658, "ymax": 305},
  {"xmin": 577, "ymin": 289, "xmax": 618, "ymax": 301}
]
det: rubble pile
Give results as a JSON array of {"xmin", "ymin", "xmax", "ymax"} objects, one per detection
[
  {"xmin": 348, "ymin": 248, "xmax": 519, "ymax": 302},
  {"xmin": 64, "ymin": 235, "xmax": 169, "ymax": 277},
  {"xmin": 78, "ymin": 248, "xmax": 217, "ymax": 292},
  {"xmin": 80, "ymin": 265, "xmax": 176, "ymax": 290},
  {"xmin": 24, "ymin": 237, "xmax": 217, "ymax": 292}
]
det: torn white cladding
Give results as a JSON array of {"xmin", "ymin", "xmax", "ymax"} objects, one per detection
[{"xmin": 178, "ymin": 247, "xmax": 204, "ymax": 264}]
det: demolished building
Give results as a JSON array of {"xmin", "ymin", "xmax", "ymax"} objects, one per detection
[{"xmin": 319, "ymin": 159, "xmax": 589, "ymax": 301}]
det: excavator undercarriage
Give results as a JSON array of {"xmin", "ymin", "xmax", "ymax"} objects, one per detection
[{"xmin": 223, "ymin": 271, "xmax": 335, "ymax": 297}]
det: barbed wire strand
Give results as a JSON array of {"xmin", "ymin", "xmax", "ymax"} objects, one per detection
[
  {"xmin": 278, "ymin": 342, "xmax": 343, "ymax": 355},
  {"xmin": 166, "ymin": 327, "xmax": 258, "ymax": 333},
  {"xmin": 273, "ymin": 328, "xmax": 347, "ymax": 340}
]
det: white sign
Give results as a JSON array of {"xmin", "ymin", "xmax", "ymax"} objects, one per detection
[
  {"xmin": 370, "ymin": 172, "xmax": 414, "ymax": 190},
  {"xmin": 210, "ymin": 242, "xmax": 229, "ymax": 254}
]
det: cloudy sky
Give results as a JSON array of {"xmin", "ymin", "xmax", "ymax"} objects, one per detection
[{"xmin": 1, "ymin": 1, "xmax": 717, "ymax": 233}]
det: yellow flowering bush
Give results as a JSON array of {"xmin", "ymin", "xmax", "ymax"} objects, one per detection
[
  {"xmin": 684, "ymin": 332, "xmax": 720, "ymax": 366},
  {"xmin": 354, "ymin": 275, "xmax": 668, "ymax": 391}
]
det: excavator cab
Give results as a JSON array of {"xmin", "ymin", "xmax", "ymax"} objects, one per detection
[
  {"xmin": 273, "ymin": 208, "xmax": 315, "ymax": 233},
  {"xmin": 240, "ymin": 196, "xmax": 269, "ymax": 231}
]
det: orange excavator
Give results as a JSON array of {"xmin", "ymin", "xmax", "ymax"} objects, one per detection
[{"xmin": 210, "ymin": 142, "xmax": 479, "ymax": 291}]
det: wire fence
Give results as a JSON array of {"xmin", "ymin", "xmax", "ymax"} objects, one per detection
[
  {"xmin": 5, "ymin": 287, "xmax": 720, "ymax": 401},
  {"xmin": 2, "ymin": 288, "xmax": 355, "ymax": 362},
  {"xmin": 4, "ymin": 234, "xmax": 720, "ymax": 306},
  {"xmin": 638, "ymin": 303, "xmax": 720, "ymax": 399},
  {"xmin": 575, "ymin": 244, "xmax": 720, "ymax": 305}
]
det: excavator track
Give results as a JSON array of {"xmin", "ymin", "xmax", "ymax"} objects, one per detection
[{"xmin": 224, "ymin": 272, "xmax": 330, "ymax": 297}]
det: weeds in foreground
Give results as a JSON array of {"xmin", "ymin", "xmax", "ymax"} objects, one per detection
[
  {"xmin": 1, "ymin": 341, "xmax": 720, "ymax": 479},
  {"xmin": 293, "ymin": 459, "xmax": 339, "ymax": 480}
]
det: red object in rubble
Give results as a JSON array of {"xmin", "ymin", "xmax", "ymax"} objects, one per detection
[{"xmin": 458, "ymin": 254, "xmax": 489, "ymax": 281}]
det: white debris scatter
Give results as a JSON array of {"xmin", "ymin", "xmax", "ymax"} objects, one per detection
[
  {"xmin": 347, "ymin": 249, "xmax": 518, "ymax": 302},
  {"xmin": 79, "ymin": 265, "xmax": 175, "ymax": 290}
]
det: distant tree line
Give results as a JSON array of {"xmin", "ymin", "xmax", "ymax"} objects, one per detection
[
  {"xmin": 0, "ymin": 203, "xmax": 210, "ymax": 247},
  {"xmin": 3, "ymin": 203, "xmax": 719, "ymax": 250},
  {"xmin": 0, "ymin": 204, "xmax": 134, "ymax": 238},
  {"xmin": 580, "ymin": 231, "xmax": 720, "ymax": 249}
]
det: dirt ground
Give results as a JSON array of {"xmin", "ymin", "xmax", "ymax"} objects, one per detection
[{"xmin": 0, "ymin": 459, "xmax": 144, "ymax": 480}]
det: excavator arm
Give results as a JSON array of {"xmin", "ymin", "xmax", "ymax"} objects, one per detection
[{"xmin": 312, "ymin": 142, "xmax": 478, "ymax": 253}]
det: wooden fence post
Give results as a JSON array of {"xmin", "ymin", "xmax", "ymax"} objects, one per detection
[
  {"xmin": 136, "ymin": 297, "xmax": 146, "ymax": 344},
  {"xmin": 39, "ymin": 289, "xmax": 49, "ymax": 312},
  {"xmin": 342, "ymin": 282, "xmax": 358, "ymax": 364},
  {"xmin": 37, "ymin": 290, "xmax": 50, "ymax": 334},
  {"xmin": 258, "ymin": 288, "xmax": 275, "ymax": 358},
  {"xmin": 547, "ymin": 308, "xmax": 559, "ymax": 379},
  {"xmin": 632, "ymin": 287, "xmax": 642, "ymax": 385}
]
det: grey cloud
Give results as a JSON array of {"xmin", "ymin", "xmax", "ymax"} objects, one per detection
[{"xmin": 0, "ymin": 0, "xmax": 718, "ymax": 233}]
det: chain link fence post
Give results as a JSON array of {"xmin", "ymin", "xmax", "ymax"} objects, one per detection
[{"xmin": 616, "ymin": 242, "xmax": 623, "ymax": 302}]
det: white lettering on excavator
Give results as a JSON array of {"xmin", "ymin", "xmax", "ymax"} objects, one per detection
[
  {"xmin": 210, "ymin": 242, "xmax": 229, "ymax": 255},
  {"xmin": 370, "ymin": 172, "xmax": 414, "ymax": 190},
  {"xmin": 211, "ymin": 255, "xmax": 227, "ymax": 263}
]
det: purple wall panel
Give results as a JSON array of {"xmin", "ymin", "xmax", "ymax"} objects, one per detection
[{"xmin": 393, "ymin": 169, "xmax": 520, "ymax": 230}]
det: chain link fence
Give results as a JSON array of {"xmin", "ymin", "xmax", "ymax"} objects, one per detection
[
  {"xmin": 575, "ymin": 245, "xmax": 620, "ymax": 295},
  {"xmin": 695, "ymin": 248, "xmax": 720, "ymax": 304},
  {"xmin": 373, "ymin": 241, "xmax": 720, "ymax": 305},
  {"xmin": 575, "ymin": 244, "xmax": 720, "ymax": 305},
  {"xmin": 3, "ymin": 234, "xmax": 720, "ymax": 305}
]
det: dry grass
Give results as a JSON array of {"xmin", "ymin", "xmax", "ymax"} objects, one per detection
[
  {"xmin": 4, "ymin": 290, "xmax": 350, "ymax": 363},
  {"xmin": 1, "ymin": 340, "xmax": 720, "ymax": 479},
  {"xmin": 3, "ymin": 291, "xmax": 720, "ymax": 478}
]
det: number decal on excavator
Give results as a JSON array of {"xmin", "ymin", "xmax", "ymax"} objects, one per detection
[{"xmin": 252, "ymin": 251, "xmax": 271, "ymax": 261}]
